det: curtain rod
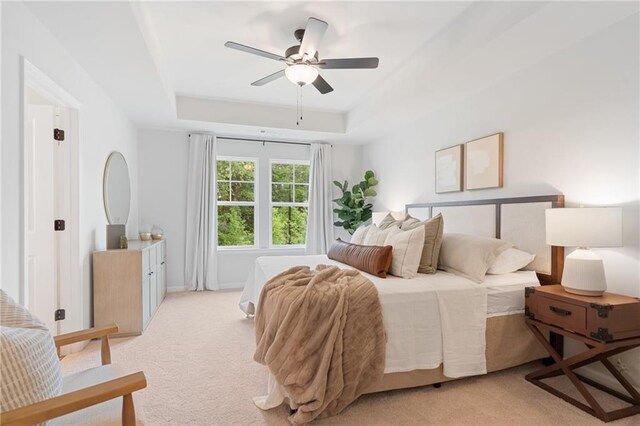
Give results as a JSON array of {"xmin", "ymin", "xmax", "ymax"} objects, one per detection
[{"xmin": 188, "ymin": 134, "xmax": 315, "ymax": 147}]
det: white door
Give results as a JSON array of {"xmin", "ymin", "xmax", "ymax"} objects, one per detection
[
  {"xmin": 143, "ymin": 272, "xmax": 150, "ymax": 328},
  {"xmin": 54, "ymin": 108, "xmax": 72, "ymax": 334},
  {"xmin": 149, "ymin": 265, "xmax": 158, "ymax": 316},
  {"xmin": 156, "ymin": 261, "xmax": 164, "ymax": 306},
  {"xmin": 26, "ymin": 104, "xmax": 58, "ymax": 333}
]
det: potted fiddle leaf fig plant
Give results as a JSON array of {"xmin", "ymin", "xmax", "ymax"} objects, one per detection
[{"xmin": 333, "ymin": 170, "xmax": 378, "ymax": 234}]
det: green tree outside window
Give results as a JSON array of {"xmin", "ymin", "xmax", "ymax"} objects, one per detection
[
  {"xmin": 271, "ymin": 162, "xmax": 310, "ymax": 246},
  {"xmin": 217, "ymin": 158, "xmax": 256, "ymax": 247}
]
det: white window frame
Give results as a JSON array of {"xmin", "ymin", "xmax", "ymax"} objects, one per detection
[
  {"xmin": 216, "ymin": 156, "xmax": 259, "ymax": 250},
  {"xmin": 269, "ymin": 159, "xmax": 310, "ymax": 248}
]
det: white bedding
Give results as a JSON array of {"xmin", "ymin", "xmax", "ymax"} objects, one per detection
[
  {"xmin": 239, "ymin": 255, "xmax": 540, "ymax": 377},
  {"xmin": 483, "ymin": 272, "xmax": 541, "ymax": 317}
]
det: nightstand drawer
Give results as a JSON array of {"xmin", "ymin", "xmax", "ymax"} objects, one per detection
[
  {"xmin": 534, "ymin": 297, "xmax": 586, "ymax": 334},
  {"xmin": 526, "ymin": 285, "xmax": 640, "ymax": 342}
]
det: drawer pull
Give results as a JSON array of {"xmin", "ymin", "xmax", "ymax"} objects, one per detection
[
  {"xmin": 549, "ymin": 306, "xmax": 571, "ymax": 316},
  {"xmin": 149, "ymin": 271, "xmax": 154, "ymax": 276},
  {"xmin": 161, "ymin": 261, "xmax": 165, "ymax": 265}
]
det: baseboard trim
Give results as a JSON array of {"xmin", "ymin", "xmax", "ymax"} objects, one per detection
[
  {"xmin": 167, "ymin": 282, "xmax": 244, "ymax": 293},
  {"xmin": 219, "ymin": 282, "xmax": 244, "ymax": 290},
  {"xmin": 576, "ymin": 365, "xmax": 640, "ymax": 394}
]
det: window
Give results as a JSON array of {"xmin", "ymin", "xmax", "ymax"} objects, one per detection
[
  {"xmin": 217, "ymin": 157, "xmax": 257, "ymax": 248},
  {"xmin": 270, "ymin": 161, "xmax": 310, "ymax": 246}
]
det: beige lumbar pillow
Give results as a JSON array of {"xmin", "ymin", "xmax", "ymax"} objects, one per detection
[
  {"xmin": 401, "ymin": 213, "xmax": 444, "ymax": 274},
  {"xmin": 363, "ymin": 224, "xmax": 398, "ymax": 246},
  {"xmin": 438, "ymin": 233, "xmax": 512, "ymax": 283},
  {"xmin": 385, "ymin": 225, "xmax": 426, "ymax": 279},
  {"xmin": 350, "ymin": 224, "xmax": 371, "ymax": 245}
]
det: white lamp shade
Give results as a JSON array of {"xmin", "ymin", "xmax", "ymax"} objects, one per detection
[
  {"xmin": 285, "ymin": 64, "xmax": 319, "ymax": 86},
  {"xmin": 545, "ymin": 207, "xmax": 622, "ymax": 248}
]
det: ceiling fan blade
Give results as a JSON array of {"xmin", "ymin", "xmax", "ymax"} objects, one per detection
[
  {"xmin": 251, "ymin": 69, "xmax": 286, "ymax": 86},
  {"xmin": 298, "ymin": 17, "xmax": 328, "ymax": 59},
  {"xmin": 312, "ymin": 75, "xmax": 333, "ymax": 94},
  {"xmin": 225, "ymin": 41, "xmax": 286, "ymax": 62},
  {"xmin": 318, "ymin": 58, "xmax": 379, "ymax": 69}
]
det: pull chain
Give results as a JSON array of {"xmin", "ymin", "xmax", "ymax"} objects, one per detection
[
  {"xmin": 296, "ymin": 83, "xmax": 304, "ymax": 126},
  {"xmin": 296, "ymin": 84, "xmax": 300, "ymax": 126}
]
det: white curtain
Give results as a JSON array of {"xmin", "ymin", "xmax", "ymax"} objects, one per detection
[
  {"xmin": 305, "ymin": 143, "xmax": 334, "ymax": 254},
  {"xmin": 184, "ymin": 134, "xmax": 218, "ymax": 291}
]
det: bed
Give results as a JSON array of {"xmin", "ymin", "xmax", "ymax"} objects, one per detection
[{"xmin": 239, "ymin": 195, "xmax": 565, "ymax": 396}]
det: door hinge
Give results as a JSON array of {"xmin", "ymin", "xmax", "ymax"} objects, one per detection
[
  {"xmin": 54, "ymin": 128, "xmax": 65, "ymax": 141},
  {"xmin": 54, "ymin": 219, "xmax": 66, "ymax": 231},
  {"xmin": 55, "ymin": 309, "xmax": 66, "ymax": 321}
]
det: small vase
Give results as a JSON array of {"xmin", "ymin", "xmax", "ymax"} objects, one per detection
[{"xmin": 151, "ymin": 225, "xmax": 164, "ymax": 240}]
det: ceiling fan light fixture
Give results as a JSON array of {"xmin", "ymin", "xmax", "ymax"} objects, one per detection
[{"xmin": 285, "ymin": 64, "xmax": 318, "ymax": 86}]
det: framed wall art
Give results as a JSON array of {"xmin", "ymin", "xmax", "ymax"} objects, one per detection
[
  {"xmin": 465, "ymin": 133, "xmax": 503, "ymax": 190},
  {"xmin": 435, "ymin": 144, "xmax": 463, "ymax": 193}
]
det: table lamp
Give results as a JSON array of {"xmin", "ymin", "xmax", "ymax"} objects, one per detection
[{"xmin": 545, "ymin": 207, "xmax": 622, "ymax": 296}]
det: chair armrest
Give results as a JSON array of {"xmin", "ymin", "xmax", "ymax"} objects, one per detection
[
  {"xmin": 54, "ymin": 324, "xmax": 119, "ymax": 349},
  {"xmin": 0, "ymin": 371, "xmax": 147, "ymax": 426}
]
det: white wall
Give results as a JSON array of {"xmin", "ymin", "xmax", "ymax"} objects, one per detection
[
  {"xmin": 137, "ymin": 130, "xmax": 363, "ymax": 289},
  {"xmin": 331, "ymin": 144, "xmax": 364, "ymax": 241},
  {"xmin": 138, "ymin": 129, "xmax": 188, "ymax": 292},
  {"xmin": 1, "ymin": 2, "xmax": 139, "ymax": 331},
  {"xmin": 361, "ymin": 15, "xmax": 639, "ymax": 385}
]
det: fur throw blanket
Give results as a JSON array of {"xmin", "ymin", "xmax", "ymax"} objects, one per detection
[{"xmin": 254, "ymin": 265, "xmax": 386, "ymax": 424}]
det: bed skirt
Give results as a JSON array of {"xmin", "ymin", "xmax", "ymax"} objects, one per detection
[{"xmin": 365, "ymin": 313, "xmax": 546, "ymax": 393}]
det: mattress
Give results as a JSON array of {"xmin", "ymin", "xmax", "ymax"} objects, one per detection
[
  {"xmin": 239, "ymin": 255, "xmax": 540, "ymax": 318},
  {"xmin": 483, "ymin": 271, "xmax": 541, "ymax": 317}
]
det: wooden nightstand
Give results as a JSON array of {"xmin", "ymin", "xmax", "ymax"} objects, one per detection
[{"xmin": 524, "ymin": 285, "xmax": 640, "ymax": 422}]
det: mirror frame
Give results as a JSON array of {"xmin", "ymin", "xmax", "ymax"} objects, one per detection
[{"xmin": 103, "ymin": 151, "xmax": 131, "ymax": 225}]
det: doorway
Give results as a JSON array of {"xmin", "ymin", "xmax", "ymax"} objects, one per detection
[{"xmin": 23, "ymin": 59, "xmax": 81, "ymax": 339}]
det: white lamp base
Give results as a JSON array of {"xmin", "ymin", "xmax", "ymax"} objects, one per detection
[
  {"xmin": 561, "ymin": 248, "xmax": 607, "ymax": 297},
  {"xmin": 561, "ymin": 286, "xmax": 606, "ymax": 297}
]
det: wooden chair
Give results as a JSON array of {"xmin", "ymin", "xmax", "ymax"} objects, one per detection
[{"xmin": 1, "ymin": 324, "xmax": 147, "ymax": 426}]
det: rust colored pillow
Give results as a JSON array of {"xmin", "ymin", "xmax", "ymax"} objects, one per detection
[{"xmin": 328, "ymin": 238, "xmax": 393, "ymax": 278}]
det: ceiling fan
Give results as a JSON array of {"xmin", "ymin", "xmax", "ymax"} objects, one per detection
[{"xmin": 224, "ymin": 17, "xmax": 379, "ymax": 94}]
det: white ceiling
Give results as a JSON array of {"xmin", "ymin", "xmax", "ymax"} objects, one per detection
[
  {"xmin": 142, "ymin": 1, "xmax": 470, "ymax": 112},
  {"xmin": 24, "ymin": 1, "xmax": 639, "ymax": 143}
]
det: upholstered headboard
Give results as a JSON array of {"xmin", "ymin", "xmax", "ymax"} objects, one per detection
[{"xmin": 405, "ymin": 195, "xmax": 565, "ymax": 284}]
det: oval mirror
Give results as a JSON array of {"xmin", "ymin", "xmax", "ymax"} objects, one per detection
[{"xmin": 103, "ymin": 152, "xmax": 131, "ymax": 224}]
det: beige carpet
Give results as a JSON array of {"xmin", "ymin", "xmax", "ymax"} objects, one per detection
[{"xmin": 61, "ymin": 291, "xmax": 639, "ymax": 425}]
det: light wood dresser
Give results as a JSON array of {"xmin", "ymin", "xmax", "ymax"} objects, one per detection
[{"xmin": 93, "ymin": 239, "xmax": 167, "ymax": 336}]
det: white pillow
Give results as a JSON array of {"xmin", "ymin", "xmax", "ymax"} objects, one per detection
[
  {"xmin": 363, "ymin": 224, "xmax": 397, "ymax": 246},
  {"xmin": 487, "ymin": 248, "xmax": 536, "ymax": 274},
  {"xmin": 0, "ymin": 290, "xmax": 63, "ymax": 412},
  {"xmin": 438, "ymin": 233, "xmax": 512, "ymax": 283},
  {"xmin": 385, "ymin": 226, "xmax": 425, "ymax": 279},
  {"xmin": 350, "ymin": 224, "xmax": 371, "ymax": 245}
]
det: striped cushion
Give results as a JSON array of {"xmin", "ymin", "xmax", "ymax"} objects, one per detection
[
  {"xmin": 0, "ymin": 290, "xmax": 63, "ymax": 413},
  {"xmin": 384, "ymin": 225, "xmax": 426, "ymax": 279}
]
